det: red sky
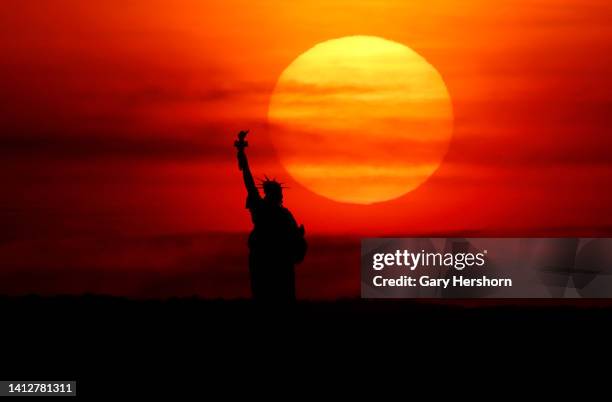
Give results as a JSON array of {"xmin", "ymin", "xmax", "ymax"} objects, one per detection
[{"xmin": 1, "ymin": 1, "xmax": 611, "ymax": 298}]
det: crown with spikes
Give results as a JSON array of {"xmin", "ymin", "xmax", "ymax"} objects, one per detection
[{"xmin": 256, "ymin": 175, "xmax": 289, "ymax": 190}]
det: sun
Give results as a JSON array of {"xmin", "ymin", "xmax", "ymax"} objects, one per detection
[{"xmin": 267, "ymin": 35, "xmax": 453, "ymax": 204}]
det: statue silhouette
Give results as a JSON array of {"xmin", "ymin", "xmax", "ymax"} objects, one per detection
[{"xmin": 235, "ymin": 130, "xmax": 307, "ymax": 301}]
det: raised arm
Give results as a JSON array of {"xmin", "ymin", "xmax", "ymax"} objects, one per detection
[{"xmin": 235, "ymin": 130, "xmax": 259, "ymax": 198}]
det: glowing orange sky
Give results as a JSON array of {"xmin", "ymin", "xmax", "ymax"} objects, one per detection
[{"xmin": 1, "ymin": 0, "xmax": 612, "ymax": 237}]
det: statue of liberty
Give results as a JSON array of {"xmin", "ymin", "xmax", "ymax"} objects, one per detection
[{"xmin": 234, "ymin": 130, "xmax": 307, "ymax": 301}]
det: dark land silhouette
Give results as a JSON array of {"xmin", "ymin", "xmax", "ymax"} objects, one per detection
[
  {"xmin": 2, "ymin": 295, "xmax": 610, "ymax": 398},
  {"xmin": 235, "ymin": 130, "xmax": 307, "ymax": 301}
]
